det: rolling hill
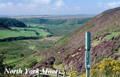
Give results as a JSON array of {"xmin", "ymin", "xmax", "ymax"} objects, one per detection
[{"xmin": 31, "ymin": 7, "xmax": 120, "ymax": 76}]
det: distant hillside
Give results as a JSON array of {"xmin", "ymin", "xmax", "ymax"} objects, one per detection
[
  {"xmin": 18, "ymin": 18, "xmax": 92, "ymax": 25},
  {"xmin": 10, "ymin": 14, "xmax": 95, "ymax": 19},
  {"xmin": 18, "ymin": 18, "xmax": 92, "ymax": 36},
  {"xmin": 0, "ymin": 18, "xmax": 26, "ymax": 29},
  {"xmin": 31, "ymin": 7, "xmax": 120, "ymax": 75}
]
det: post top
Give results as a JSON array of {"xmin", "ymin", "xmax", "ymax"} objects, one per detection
[{"xmin": 85, "ymin": 31, "xmax": 91, "ymax": 50}]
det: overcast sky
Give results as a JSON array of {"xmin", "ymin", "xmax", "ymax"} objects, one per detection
[{"xmin": 0, "ymin": 0, "xmax": 120, "ymax": 15}]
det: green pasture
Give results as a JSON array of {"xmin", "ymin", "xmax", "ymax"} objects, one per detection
[
  {"xmin": 41, "ymin": 24, "xmax": 82, "ymax": 36},
  {"xmin": 0, "ymin": 27, "xmax": 50, "ymax": 39},
  {"xmin": 0, "ymin": 30, "xmax": 36, "ymax": 39},
  {"xmin": 10, "ymin": 27, "xmax": 50, "ymax": 37},
  {"xmin": 26, "ymin": 23, "xmax": 44, "ymax": 27}
]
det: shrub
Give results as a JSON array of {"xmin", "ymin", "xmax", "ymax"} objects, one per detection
[
  {"xmin": 81, "ymin": 58, "xmax": 120, "ymax": 77},
  {"xmin": 20, "ymin": 53, "xmax": 24, "ymax": 57},
  {"xmin": 70, "ymin": 70, "xmax": 77, "ymax": 77}
]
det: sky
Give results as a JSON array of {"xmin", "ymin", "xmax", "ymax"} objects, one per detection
[{"xmin": 0, "ymin": 0, "xmax": 120, "ymax": 15}]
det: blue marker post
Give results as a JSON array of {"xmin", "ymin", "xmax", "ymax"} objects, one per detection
[{"xmin": 85, "ymin": 31, "xmax": 91, "ymax": 77}]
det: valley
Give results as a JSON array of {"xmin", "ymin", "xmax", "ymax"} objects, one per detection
[{"xmin": 0, "ymin": 15, "xmax": 93, "ymax": 77}]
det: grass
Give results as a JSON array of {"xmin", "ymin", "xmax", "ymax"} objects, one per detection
[
  {"xmin": 0, "ymin": 39, "xmax": 51, "ymax": 70},
  {"xmin": 58, "ymin": 25, "xmax": 94, "ymax": 47},
  {"xmin": 15, "ymin": 54, "xmax": 35, "ymax": 68},
  {"xmin": 0, "ymin": 40, "xmax": 29, "ymax": 55},
  {"xmin": 53, "ymin": 28, "xmax": 74, "ymax": 45},
  {"xmin": 53, "ymin": 64, "xmax": 63, "ymax": 70},
  {"xmin": 0, "ymin": 26, "xmax": 51, "ymax": 39},
  {"xmin": 59, "ymin": 39, "xmax": 70, "ymax": 47},
  {"xmin": 10, "ymin": 27, "xmax": 50, "ymax": 37},
  {"xmin": 92, "ymin": 32, "xmax": 120, "ymax": 47},
  {"xmin": 76, "ymin": 25, "xmax": 94, "ymax": 36},
  {"xmin": 0, "ymin": 30, "xmax": 36, "ymax": 39},
  {"xmin": 89, "ymin": 17, "xmax": 96, "ymax": 23},
  {"xmin": 4, "ymin": 56, "xmax": 28, "ymax": 65},
  {"xmin": 35, "ymin": 54, "xmax": 45, "ymax": 62},
  {"xmin": 26, "ymin": 23, "xmax": 44, "ymax": 27},
  {"xmin": 103, "ymin": 32, "xmax": 120, "ymax": 40},
  {"xmin": 5, "ymin": 51, "xmax": 45, "ymax": 71},
  {"xmin": 53, "ymin": 64, "xmax": 71, "ymax": 76},
  {"xmin": 92, "ymin": 40, "xmax": 101, "ymax": 47},
  {"xmin": 33, "ymin": 40, "xmax": 53, "ymax": 50},
  {"xmin": 39, "ymin": 24, "xmax": 82, "ymax": 37},
  {"xmin": 29, "ymin": 45, "xmax": 36, "ymax": 50},
  {"xmin": 16, "ymin": 53, "xmax": 45, "ymax": 70},
  {"xmin": 94, "ymin": 23, "xmax": 120, "ymax": 38}
]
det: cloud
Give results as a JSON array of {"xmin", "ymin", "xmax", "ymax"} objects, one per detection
[
  {"xmin": 0, "ymin": 2, "xmax": 38, "ymax": 15},
  {"xmin": 0, "ymin": 2, "xmax": 14, "ymax": 8},
  {"xmin": 26, "ymin": 3, "xmax": 37, "ymax": 8},
  {"xmin": 76, "ymin": 7, "xmax": 80, "ymax": 10},
  {"xmin": 17, "ymin": 3, "xmax": 24, "ymax": 8},
  {"xmin": 31, "ymin": 0, "xmax": 51, "ymax": 4},
  {"xmin": 98, "ymin": 2, "xmax": 120, "ymax": 8},
  {"xmin": 7, "ymin": 2, "xmax": 14, "ymax": 6},
  {"xmin": 54, "ymin": 0, "xmax": 65, "ymax": 8},
  {"xmin": 17, "ymin": 3, "xmax": 37, "ymax": 10},
  {"xmin": 0, "ymin": 3, "xmax": 6, "ymax": 8},
  {"xmin": 107, "ymin": 2, "xmax": 120, "ymax": 7}
]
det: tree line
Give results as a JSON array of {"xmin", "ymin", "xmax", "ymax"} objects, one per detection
[
  {"xmin": 0, "ymin": 36, "xmax": 41, "ymax": 42},
  {"xmin": 0, "ymin": 18, "xmax": 26, "ymax": 29}
]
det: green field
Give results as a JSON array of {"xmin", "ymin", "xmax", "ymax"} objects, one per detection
[
  {"xmin": 0, "ymin": 30, "xmax": 36, "ymax": 39},
  {"xmin": 0, "ymin": 27, "xmax": 51, "ymax": 39},
  {"xmin": 10, "ymin": 27, "xmax": 50, "ymax": 37}
]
